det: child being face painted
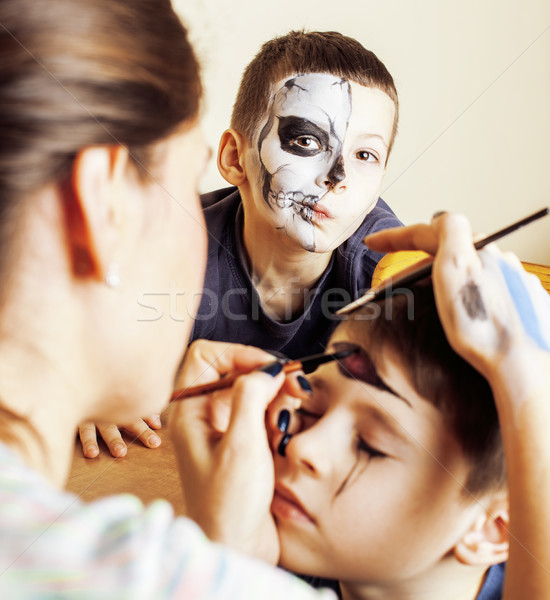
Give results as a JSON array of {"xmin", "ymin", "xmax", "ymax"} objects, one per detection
[{"xmin": 269, "ymin": 282, "xmax": 508, "ymax": 600}]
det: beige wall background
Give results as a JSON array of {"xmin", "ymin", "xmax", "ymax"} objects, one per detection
[{"xmin": 174, "ymin": 0, "xmax": 550, "ymax": 264}]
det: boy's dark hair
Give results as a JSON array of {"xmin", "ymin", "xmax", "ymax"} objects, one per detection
[
  {"xmin": 341, "ymin": 283, "xmax": 505, "ymax": 497},
  {"xmin": 231, "ymin": 30, "xmax": 399, "ymax": 157}
]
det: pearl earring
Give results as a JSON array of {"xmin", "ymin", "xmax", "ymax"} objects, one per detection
[{"xmin": 105, "ymin": 262, "xmax": 120, "ymax": 288}]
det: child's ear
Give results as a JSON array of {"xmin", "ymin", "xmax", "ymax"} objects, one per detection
[
  {"xmin": 454, "ymin": 492, "xmax": 509, "ymax": 567},
  {"xmin": 217, "ymin": 128, "xmax": 248, "ymax": 186},
  {"xmin": 64, "ymin": 145, "xmax": 129, "ymax": 281}
]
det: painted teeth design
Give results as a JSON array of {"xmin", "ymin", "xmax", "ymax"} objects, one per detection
[
  {"xmin": 298, "ymin": 206, "xmax": 314, "ymax": 221},
  {"xmin": 270, "ymin": 191, "xmax": 319, "ymax": 209}
]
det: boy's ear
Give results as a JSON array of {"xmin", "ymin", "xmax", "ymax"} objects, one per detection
[
  {"xmin": 64, "ymin": 146, "xmax": 129, "ymax": 281},
  {"xmin": 454, "ymin": 492, "xmax": 509, "ymax": 567},
  {"xmin": 217, "ymin": 128, "xmax": 248, "ymax": 186}
]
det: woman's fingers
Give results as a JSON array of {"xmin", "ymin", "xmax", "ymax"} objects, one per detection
[
  {"xmin": 265, "ymin": 373, "xmax": 310, "ymax": 439},
  {"xmin": 171, "ymin": 363, "xmax": 286, "ymax": 562},
  {"xmin": 364, "ymin": 222, "xmax": 441, "ymax": 255},
  {"xmin": 223, "ymin": 367, "xmax": 285, "ymax": 449}
]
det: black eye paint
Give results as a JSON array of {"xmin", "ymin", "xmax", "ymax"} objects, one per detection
[
  {"xmin": 460, "ymin": 281, "xmax": 488, "ymax": 320},
  {"xmin": 277, "ymin": 116, "xmax": 330, "ymax": 157},
  {"xmin": 332, "ymin": 341, "xmax": 396, "ymax": 397},
  {"xmin": 334, "ymin": 454, "xmax": 369, "ymax": 498}
]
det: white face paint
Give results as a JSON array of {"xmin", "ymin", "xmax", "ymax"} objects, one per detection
[{"xmin": 256, "ymin": 73, "xmax": 352, "ymax": 251}]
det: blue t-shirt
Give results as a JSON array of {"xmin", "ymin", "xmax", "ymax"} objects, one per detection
[
  {"xmin": 301, "ymin": 562, "xmax": 505, "ymax": 599},
  {"xmin": 476, "ymin": 563, "xmax": 505, "ymax": 599},
  {"xmin": 191, "ymin": 187, "xmax": 402, "ymax": 358}
]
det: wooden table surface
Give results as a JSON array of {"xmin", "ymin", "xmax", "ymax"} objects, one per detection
[{"xmin": 66, "ymin": 408, "xmax": 186, "ymax": 515}]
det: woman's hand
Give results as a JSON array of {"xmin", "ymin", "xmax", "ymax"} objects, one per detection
[
  {"xmin": 365, "ymin": 214, "xmax": 550, "ymax": 390},
  {"xmin": 170, "ymin": 340, "xmax": 303, "ymax": 564},
  {"xmin": 77, "ymin": 417, "xmax": 162, "ymax": 458},
  {"xmin": 366, "ymin": 213, "xmax": 550, "ymax": 599}
]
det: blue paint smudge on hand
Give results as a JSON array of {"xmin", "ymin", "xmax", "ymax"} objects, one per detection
[{"xmin": 498, "ymin": 259, "xmax": 550, "ymax": 352}]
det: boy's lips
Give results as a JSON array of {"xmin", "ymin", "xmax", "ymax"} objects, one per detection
[
  {"xmin": 272, "ymin": 484, "xmax": 315, "ymax": 523},
  {"xmin": 310, "ymin": 203, "xmax": 331, "ymax": 218}
]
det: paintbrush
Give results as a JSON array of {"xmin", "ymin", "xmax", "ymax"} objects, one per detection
[
  {"xmin": 170, "ymin": 347, "xmax": 359, "ymax": 401},
  {"xmin": 336, "ymin": 207, "xmax": 550, "ymax": 316}
]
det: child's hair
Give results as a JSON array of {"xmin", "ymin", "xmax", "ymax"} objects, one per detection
[
  {"xmin": 230, "ymin": 30, "xmax": 399, "ymax": 155},
  {"xmin": 339, "ymin": 283, "xmax": 506, "ymax": 497}
]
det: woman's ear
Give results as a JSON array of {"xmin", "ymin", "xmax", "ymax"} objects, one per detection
[
  {"xmin": 454, "ymin": 492, "xmax": 509, "ymax": 567},
  {"xmin": 65, "ymin": 145, "xmax": 129, "ymax": 281},
  {"xmin": 217, "ymin": 129, "xmax": 248, "ymax": 186}
]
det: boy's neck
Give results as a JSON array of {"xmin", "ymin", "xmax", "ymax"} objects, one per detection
[
  {"xmin": 339, "ymin": 562, "xmax": 488, "ymax": 600},
  {"xmin": 241, "ymin": 211, "xmax": 332, "ymax": 321}
]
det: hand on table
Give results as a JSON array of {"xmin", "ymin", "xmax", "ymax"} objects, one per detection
[
  {"xmin": 78, "ymin": 416, "xmax": 162, "ymax": 458},
  {"xmin": 170, "ymin": 339, "xmax": 306, "ymax": 564}
]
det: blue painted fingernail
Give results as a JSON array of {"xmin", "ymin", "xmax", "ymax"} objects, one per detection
[
  {"xmin": 297, "ymin": 375, "xmax": 312, "ymax": 393},
  {"xmin": 259, "ymin": 361, "xmax": 284, "ymax": 377},
  {"xmin": 277, "ymin": 409, "xmax": 290, "ymax": 433},
  {"xmin": 278, "ymin": 433, "xmax": 292, "ymax": 457}
]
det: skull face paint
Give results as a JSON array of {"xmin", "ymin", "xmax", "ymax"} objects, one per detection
[{"xmin": 256, "ymin": 73, "xmax": 352, "ymax": 251}]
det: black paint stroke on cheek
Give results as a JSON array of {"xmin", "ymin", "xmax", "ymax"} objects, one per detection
[
  {"xmin": 460, "ymin": 281, "xmax": 488, "ymax": 320},
  {"xmin": 333, "ymin": 446, "xmax": 370, "ymax": 499},
  {"xmin": 257, "ymin": 112, "xmax": 276, "ymax": 206},
  {"xmin": 324, "ymin": 81, "xmax": 350, "ymax": 188},
  {"xmin": 326, "ymin": 154, "xmax": 345, "ymax": 187}
]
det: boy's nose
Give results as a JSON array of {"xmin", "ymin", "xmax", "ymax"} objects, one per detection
[{"xmin": 325, "ymin": 155, "xmax": 346, "ymax": 189}]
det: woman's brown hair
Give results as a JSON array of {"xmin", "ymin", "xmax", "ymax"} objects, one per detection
[{"xmin": 0, "ymin": 0, "xmax": 201, "ymax": 275}]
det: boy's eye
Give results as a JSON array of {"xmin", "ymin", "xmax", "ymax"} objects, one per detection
[
  {"xmin": 294, "ymin": 406, "xmax": 321, "ymax": 431},
  {"xmin": 357, "ymin": 436, "xmax": 387, "ymax": 459},
  {"xmin": 356, "ymin": 150, "xmax": 378, "ymax": 162},
  {"xmin": 277, "ymin": 116, "xmax": 329, "ymax": 157},
  {"xmin": 291, "ymin": 136, "xmax": 322, "ymax": 151}
]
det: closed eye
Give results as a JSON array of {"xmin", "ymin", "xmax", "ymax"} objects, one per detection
[
  {"xmin": 357, "ymin": 436, "xmax": 387, "ymax": 459},
  {"xmin": 294, "ymin": 406, "xmax": 321, "ymax": 430}
]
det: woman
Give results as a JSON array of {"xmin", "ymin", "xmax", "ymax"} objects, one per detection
[{"xmin": 0, "ymin": 0, "xmax": 332, "ymax": 597}]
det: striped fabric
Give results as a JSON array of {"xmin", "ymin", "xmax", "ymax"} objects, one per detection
[{"xmin": 0, "ymin": 443, "xmax": 335, "ymax": 600}]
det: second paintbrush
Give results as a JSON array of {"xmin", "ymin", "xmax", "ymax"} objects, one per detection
[{"xmin": 170, "ymin": 346, "xmax": 359, "ymax": 402}]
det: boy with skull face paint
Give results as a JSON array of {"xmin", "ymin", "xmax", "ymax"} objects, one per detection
[{"xmin": 192, "ymin": 30, "xmax": 402, "ymax": 358}]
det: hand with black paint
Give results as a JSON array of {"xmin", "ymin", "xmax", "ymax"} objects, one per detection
[{"xmin": 365, "ymin": 212, "xmax": 550, "ymax": 600}]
